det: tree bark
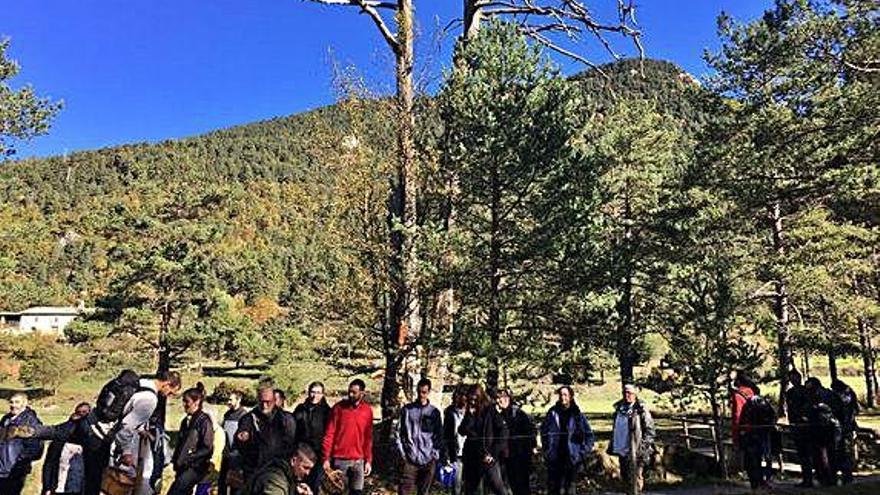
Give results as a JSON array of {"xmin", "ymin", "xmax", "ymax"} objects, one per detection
[
  {"xmin": 381, "ymin": 0, "xmax": 420, "ymax": 422},
  {"xmin": 770, "ymin": 201, "xmax": 791, "ymax": 414},
  {"xmin": 828, "ymin": 347, "xmax": 838, "ymax": 383},
  {"xmin": 616, "ymin": 191, "xmax": 636, "ymax": 392},
  {"xmin": 859, "ymin": 318, "xmax": 877, "ymax": 408},
  {"xmin": 487, "ymin": 159, "xmax": 502, "ymax": 390}
]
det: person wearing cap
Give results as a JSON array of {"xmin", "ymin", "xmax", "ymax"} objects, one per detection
[
  {"xmin": 540, "ymin": 386, "xmax": 594, "ymax": 495},
  {"xmin": 608, "ymin": 385, "xmax": 654, "ymax": 495},
  {"xmin": 496, "ymin": 388, "xmax": 536, "ymax": 495}
]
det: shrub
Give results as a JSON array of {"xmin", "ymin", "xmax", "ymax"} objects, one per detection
[{"xmin": 18, "ymin": 337, "xmax": 86, "ymax": 394}]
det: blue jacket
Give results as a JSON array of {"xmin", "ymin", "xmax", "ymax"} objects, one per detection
[
  {"xmin": 0, "ymin": 407, "xmax": 44, "ymax": 478},
  {"xmin": 540, "ymin": 403, "xmax": 594, "ymax": 466},
  {"xmin": 395, "ymin": 401, "xmax": 443, "ymax": 466}
]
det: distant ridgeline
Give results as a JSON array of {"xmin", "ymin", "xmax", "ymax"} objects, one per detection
[{"xmin": 0, "ymin": 58, "xmax": 706, "ymax": 314}]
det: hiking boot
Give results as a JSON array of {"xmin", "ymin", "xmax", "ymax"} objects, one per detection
[{"xmin": 6, "ymin": 425, "xmax": 35, "ymax": 439}]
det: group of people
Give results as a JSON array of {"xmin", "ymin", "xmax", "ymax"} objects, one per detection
[
  {"xmin": 0, "ymin": 371, "xmax": 660, "ymax": 495},
  {"xmin": 0, "ymin": 370, "xmax": 184, "ymax": 495},
  {"xmin": 730, "ymin": 370, "xmax": 861, "ymax": 490}
]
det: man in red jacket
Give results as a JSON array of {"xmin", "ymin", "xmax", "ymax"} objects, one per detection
[{"xmin": 322, "ymin": 379, "xmax": 373, "ymax": 495}]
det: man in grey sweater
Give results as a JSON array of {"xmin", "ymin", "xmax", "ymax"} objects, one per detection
[{"xmin": 395, "ymin": 379, "xmax": 444, "ymax": 495}]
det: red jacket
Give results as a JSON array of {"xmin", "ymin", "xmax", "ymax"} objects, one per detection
[
  {"xmin": 730, "ymin": 385, "xmax": 754, "ymax": 445},
  {"xmin": 322, "ymin": 399, "xmax": 374, "ymax": 463}
]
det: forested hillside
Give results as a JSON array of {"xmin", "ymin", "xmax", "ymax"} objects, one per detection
[{"xmin": 0, "ymin": 58, "xmax": 695, "ymax": 314}]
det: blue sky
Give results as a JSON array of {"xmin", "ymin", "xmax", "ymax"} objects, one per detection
[{"xmin": 4, "ymin": 1, "xmax": 772, "ymax": 159}]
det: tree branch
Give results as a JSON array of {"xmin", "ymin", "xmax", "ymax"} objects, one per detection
[{"xmin": 305, "ymin": 0, "xmax": 401, "ymax": 54}]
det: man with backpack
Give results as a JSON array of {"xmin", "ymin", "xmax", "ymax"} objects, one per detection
[
  {"xmin": 805, "ymin": 377, "xmax": 842, "ymax": 487},
  {"xmin": 785, "ymin": 370, "xmax": 813, "ymax": 487},
  {"xmin": 11, "ymin": 369, "xmax": 182, "ymax": 495},
  {"xmin": 830, "ymin": 379, "xmax": 859, "ymax": 485},
  {"xmin": 738, "ymin": 388, "xmax": 777, "ymax": 490}
]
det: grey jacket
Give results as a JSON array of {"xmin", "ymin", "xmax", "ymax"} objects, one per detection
[{"xmin": 395, "ymin": 401, "xmax": 443, "ymax": 466}]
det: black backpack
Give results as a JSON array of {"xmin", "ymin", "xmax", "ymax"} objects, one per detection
[
  {"xmin": 95, "ymin": 370, "xmax": 146, "ymax": 423},
  {"xmin": 744, "ymin": 395, "xmax": 776, "ymax": 430}
]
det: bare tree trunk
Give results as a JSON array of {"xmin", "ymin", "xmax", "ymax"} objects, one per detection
[
  {"xmin": 386, "ymin": 0, "xmax": 420, "ymax": 421},
  {"xmin": 859, "ymin": 318, "xmax": 877, "ymax": 408},
  {"xmin": 487, "ymin": 165, "xmax": 502, "ymax": 390},
  {"xmin": 828, "ymin": 347, "xmax": 839, "ymax": 383},
  {"xmin": 617, "ymin": 191, "xmax": 636, "ymax": 392},
  {"xmin": 770, "ymin": 201, "xmax": 791, "ymax": 414},
  {"xmin": 709, "ymin": 387, "xmax": 728, "ymax": 479}
]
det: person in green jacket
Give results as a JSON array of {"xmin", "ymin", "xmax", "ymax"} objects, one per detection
[{"xmin": 245, "ymin": 443, "xmax": 317, "ymax": 495}]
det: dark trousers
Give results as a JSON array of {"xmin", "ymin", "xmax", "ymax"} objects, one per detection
[
  {"xmin": 463, "ymin": 459, "xmax": 505, "ymax": 495},
  {"xmin": 792, "ymin": 428, "xmax": 813, "ymax": 484},
  {"xmin": 399, "ymin": 459, "xmax": 436, "ymax": 495},
  {"xmin": 812, "ymin": 443, "xmax": 836, "ymax": 486},
  {"xmin": 0, "ymin": 473, "xmax": 27, "ymax": 495},
  {"xmin": 219, "ymin": 455, "xmax": 243, "ymax": 495},
  {"xmin": 168, "ymin": 467, "xmax": 205, "ymax": 495},
  {"xmin": 503, "ymin": 457, "xmax": 530, "ymax": 495},
  {"xmin": 83, "ymin": 443, "xmax": 111, "ymax": 495},
  {"xmin": 547, "ymin": 462, "xmax": 577, "ymax": 495},
  {"xmin": 835, "ymin": 432, "xmax": 856, "ymax": 483},
  {"xmin": 742, "ymin": 433, "xmax": 771, "ymax": 489}
]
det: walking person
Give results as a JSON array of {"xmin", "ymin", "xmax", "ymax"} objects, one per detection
[
  {"xmin": 293, "ymin": 382, "xmax": 331, "ymax": 495},
  {"xmin": 738, "ymin": 388, "xmax": 777, "ymax": 490},
  {"xmin": 830, "ymin": 379, "xmax": 859, "ymax": 485},
  {"xmin": 236, "ymin": 384, "xmax": 298, "ymax": 483},
  {"xmin": 220, "ymin": 391, "xmax": 249, "ymax": 495},
  {"xmin": 168, "ymin": 383, "xmax": 215, "ymax": 495},
  {"xmin": 443, "ymin": 385, "xmax": 468, "ymax": 495},
  {"xmin": 41, "ymin": 402, "xmax": 91, "ymax": 495},
  {"xmin": 244, "ymin": 443, "xmax": 317, "ymax": 495},
  {"xmin": 0, "ymin": 393, "xmax": 44, "ymax": 495},
  {"xmin": 540, "ymin": 386, "xmax": 594, "ymax": 495},
  {"xmin": 458, "ymin": 384, "xmax": 507, "ymax": 495},
  {"xmin": 785, "ymin": 370, "xmax": 813, "ymax": 487},
  {"xmin": 321, "ymin": 379, "xmax": 373, "ymax": 495},
  {"xmin": 497, "ymin": 388, "xmax": 536, "ymax": 495},
  {"xmin": 608, "ymin": 385, "xmax": 655, "ymax": 495},
  {"xmin": 396, "ymin": 378, "xmax": 444, "ymax": 495}
]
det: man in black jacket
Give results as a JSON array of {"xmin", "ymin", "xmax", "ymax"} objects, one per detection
[
  {"xmin": 294, "ymin": 381, "xmax": 331, "ymax": 495},
  {"xmin": 236, "ymin": 385, "xmax": 298, "ymax": 483},
  {"xmin": 497, "ymin": 389, "xmax": 536, "ymax": 495},
  {"xmin": 41, "ymin": 402, "xmax": 91, "ymax": 495},
  {"xmin": 221, "ymin": 391, "xmax": 249, "ymax": 495}
]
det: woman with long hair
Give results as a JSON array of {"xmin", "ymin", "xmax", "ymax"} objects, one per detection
[
  {"xmin": 458, "ymin": 385, "xmax": 508, "ymax": 495},
  {"xmin": 168, "ymin": 382, "xmax": 214, "ymax": 495}
]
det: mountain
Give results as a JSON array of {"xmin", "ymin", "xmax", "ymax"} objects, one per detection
[{"xmin": 0, "ymin": 58, "xmax": 707, "ymax": 312}]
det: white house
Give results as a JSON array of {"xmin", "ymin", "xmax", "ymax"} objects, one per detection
[{"xmin": 0, "ymin": 306, "xmax": 82, "ymax": 336}]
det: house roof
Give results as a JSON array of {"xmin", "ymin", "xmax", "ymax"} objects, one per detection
[{"xmin": 19, "ymin": 306, "xmax": 80, "ymax": 315}]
